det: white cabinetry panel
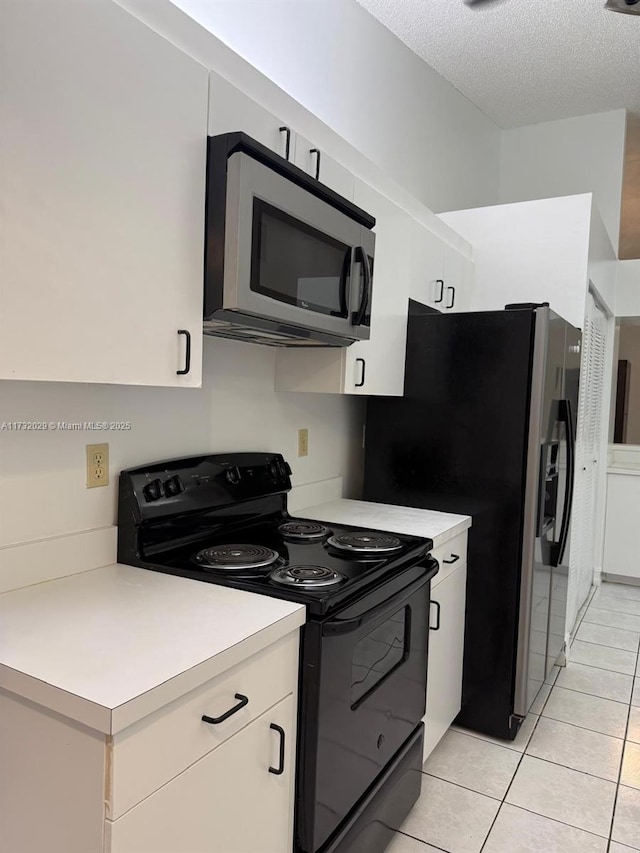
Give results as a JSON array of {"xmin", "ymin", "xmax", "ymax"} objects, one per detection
[
  {"xmin": 423, "ymin": 564, "xmax": 467, "ymax": 760},
  {"xmin": 209, "ymin": 71, "xmax": 292, "ymax": 160},
  {"xmin": 0, "ymin": 0, "xmax": 207, "ymax": 385},
  {"xmin": 410, "ymin": 222, "xmax": 446, "ymax": 310},
  {"xmin": 107, "ymin": 694, "xmax": 296, "ymax": 853},
  {"xmin": 603, "ymin": 472, "xmax": 640, "ymax": 581}
]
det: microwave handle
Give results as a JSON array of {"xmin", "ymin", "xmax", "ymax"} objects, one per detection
[
  {"xmin": 352, "ymin": 246, "xmax": 372, "ymax": 327},
  {"xmin": 339, "ymin": 248, "xmax": 353, "ymax": 318}
]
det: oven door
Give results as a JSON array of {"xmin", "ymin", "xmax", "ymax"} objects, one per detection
[
  {"xmin": 296, "ymin": 559, "xmax": 437, "ymax": 853},
  {"xmin": 223, "ymin": 151, "xmax": 375, "ymax": 341}
]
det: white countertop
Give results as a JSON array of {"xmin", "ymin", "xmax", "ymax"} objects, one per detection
[
  {"xmin": 0, "ymin": 564, "xmax": 305, "ymax": 735},
  {"xmin": 297, "ymin": 499, "xmax": 471, "ymax": 548}
]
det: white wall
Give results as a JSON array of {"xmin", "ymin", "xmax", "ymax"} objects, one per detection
[
  {"xmin": 160, "ymin": 0, "xmax": 501, "ymax": 215},
  {"xmin": 499, "ymin": 110, "xmax": 627, "ymax": 251},
  {"xmin": 439, "ymin": 195, "xmax": 595, "ymax": 329},
  {"xmin": 0, "ymin": 339, "xmax": 365, "ymax": 548},
  {"xmin": 616, "ymin": 260, "xmax": 640, "ymax": 317}
]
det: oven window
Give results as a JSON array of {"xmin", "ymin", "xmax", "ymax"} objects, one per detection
[
  {"xmin": 250, "ymin": 198, "xmax": 351, "ymax": 318},
  {"xmin": 350, "ymin": 606, "xmax": 410, "ymax": 708}
]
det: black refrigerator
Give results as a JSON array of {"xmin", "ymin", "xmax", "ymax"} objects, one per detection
[{"xmin": 364, "ymin": 302, "xmax": 582, "ymax": 740}]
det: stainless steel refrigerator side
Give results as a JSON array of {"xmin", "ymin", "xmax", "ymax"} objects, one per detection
[
  {"xmin": 513, "ymin": 308, "xmax": 549, "ymax": 718},
  {"xmin": 546, "ymin": 322, "xmax": 582, "ymax": 672}
]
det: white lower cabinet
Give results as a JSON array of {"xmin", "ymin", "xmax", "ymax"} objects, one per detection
[
  {"xmin": 0, "ymin": 631, "xmax": 300, "ymax": 853},
  {"xmin": 423, "ymin": 557, "xmax": 468, "ymax": 761},
  {"xmin": 107, "ymin": 694, "xmax": 296, "ymax": 853}
]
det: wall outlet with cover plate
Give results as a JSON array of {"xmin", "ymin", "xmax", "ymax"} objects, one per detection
[{"xmin": 86, "ymin": 443, "xmax": 109, "ymax": 488}]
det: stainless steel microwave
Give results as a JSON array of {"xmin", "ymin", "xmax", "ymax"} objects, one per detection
[{"xmin": 203, "ymin": 133, "xmax": 376, "ymax": 347}]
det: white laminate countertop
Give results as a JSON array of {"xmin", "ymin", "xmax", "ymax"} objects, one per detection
[
  {"xmin": 297, "ymin": 499, "xmax": 471, "ymax": 548},
  {"xmin": 0, "ymin": 564, "xmax": 305, "ymax": 735}
]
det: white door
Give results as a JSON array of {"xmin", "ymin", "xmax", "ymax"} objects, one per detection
[
  {"xmin": 567, "ymin": 293, "xmax": 608, "ymax": 636},
  {"xmin": 409, "ymin": 222, "xmax": 446, "ymax": 310},
  {"xmin": 107, "ymin": 694, "xmax": 296, "ymax": 853},
  {"xmin": 293, "ymin": 135, "xmax": 355, "ymax": 200},
  {"xmin": 0, "ymin": 0, "xmax": 207, "ymax": 386},
  {"xmin": 423, "ymin": 566, "xmax": 467, "ymax": 760},
  {"xmin": 209, "ymin": 72, "xmax": 292, "ymax": 161},
  {"xmin": 344, "ymin": 182, "xmax": 412, "ymax": 396}
]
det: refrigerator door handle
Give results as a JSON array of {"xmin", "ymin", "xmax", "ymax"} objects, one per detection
[{"xmin": 550, "ymin": 399, "xmax": 575, "ymax": 567}]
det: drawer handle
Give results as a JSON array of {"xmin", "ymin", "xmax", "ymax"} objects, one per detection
[
  {"xmin": 442, "ymin": 553, "xmax": 460, "ymax": 564},
  {"xmin": 434, "ymin": 279, "xmax": 444, "ymax": 303},
  {"xmin": 176, "ymin": 329, "xmax": 191, "ymax": 376},
  {"xmin": 269, "ymin": 723, "xmax": 285, "ymax": 775},
  {"xmin": 430, "ymin": 600, "xmax": 441, "ymax": 631},
  {"xmin": 202, "ymin": 693, "xmax": 248, "ymax": 725}
]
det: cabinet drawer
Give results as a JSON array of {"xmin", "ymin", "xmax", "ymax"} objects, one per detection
[
  {"xmin": 432, "ymin": 530, "xmax": 468, "ymax": 588},
  {"xmin": 106, "ymin": 695, "xmax": 296, "ymax": 853},
  {"xmin": 108, "ymin": 631, "xmax": 299, "ymax": 819}
]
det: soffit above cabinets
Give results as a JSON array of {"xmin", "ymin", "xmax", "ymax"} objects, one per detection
[{"xmin": 355, "ymin": 0, "xmax": 640, "ymax": 128}]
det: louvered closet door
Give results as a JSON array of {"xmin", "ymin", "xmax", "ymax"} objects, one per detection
[{"xmin": 567, "ymin": 293, "xmax": 608, "ymax": 637}]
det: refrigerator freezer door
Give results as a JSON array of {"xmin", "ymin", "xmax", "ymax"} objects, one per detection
[{"xmin": 365, "ymin": 304, "xmax": 538, "ymax": 740}]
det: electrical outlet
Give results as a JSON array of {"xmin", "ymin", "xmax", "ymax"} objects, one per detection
[
  {"xmin": 298, "ymin": 428, "xmax": 309, "ymax": 457},
  {"xmin": 86, "ymin": 443, "xmax": 109, "ymax": 488}
]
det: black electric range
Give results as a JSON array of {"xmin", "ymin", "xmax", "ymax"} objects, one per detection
[{"xmin": 117, "ymin": 452, "xmax": 438, "ymax": 853}]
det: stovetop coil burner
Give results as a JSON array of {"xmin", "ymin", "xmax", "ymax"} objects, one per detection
[
  {"xmin": 193, "ymin": 544, "xmax": 280, "ymax": 572},
  {"xmin": 327, "ymin": 531, "xmax": 403, "ymax": 554},
  {"xmin": 270, "ymin": 565, "xmax": 345, "ymax": 588},
  {"xmin": 278, "ymin": 520, "xmax": 331, "ymax": 541}
]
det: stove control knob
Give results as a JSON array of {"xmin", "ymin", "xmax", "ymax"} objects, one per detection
[
  {"xmin": 143, "ymin": 478, "xmax": 163, "ymax": 502},
  {"xmin": 226, "ymin": 467, "xmax": 241, "ymax": 486},
  {"xmin": 163, "ymin": 475, "xmax": 184, "ymax": 497}
]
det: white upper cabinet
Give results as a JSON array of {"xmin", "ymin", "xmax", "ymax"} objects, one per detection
[
  {"xmin": 0, "ymin": 0, "xmax": 208, "ymax": 386},
  {"xmin": 410, "ymin": 222, "xmax": 446, "ymax": 310},
  {"xmin": 443, "ymin": 245, "xmax": 474, "ymax": 313},
  {"xmin": 410, "ymin": 221, "xmax": 474, "ymax": 313},
  {"xmin": 209, "ymin": 72, "xmax": 292, "ymax": 160},
  {"xmin": 293, "ymin": 134, "xmax": 355, "ymax": 200},
  {"xmin": 342, "ymin": 182, "xmax": 413, "ymax": 396}
]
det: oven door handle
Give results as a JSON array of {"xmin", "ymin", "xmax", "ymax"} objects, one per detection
[{"xmin": 322, "ymin": 563, "xmax": 437, "ymax": 636}]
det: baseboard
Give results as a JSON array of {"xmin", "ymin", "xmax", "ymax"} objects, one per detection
[{"xmin": 602, "ymin": 572, "xmax": 640, "ymax": 587}]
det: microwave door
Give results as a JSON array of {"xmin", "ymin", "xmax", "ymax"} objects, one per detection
[{"xmin": 223, "ymin": 152, "xmax": 368, "ymax": 340}]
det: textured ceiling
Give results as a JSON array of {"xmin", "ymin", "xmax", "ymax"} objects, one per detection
[{"xmin": 355, "ymin": 0, "xmax": 639, "ymax": 128}]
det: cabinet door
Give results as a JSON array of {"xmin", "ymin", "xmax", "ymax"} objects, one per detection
[
  {"xmin": 410, "ymin": 221, "xmax": 446, "ymax": 310},
  {"xmin": 293, "ymin": 135, "xmax": 355, "ymax": 200},
  {"xmin": 0, "ymin": 0, "xmax": 207, "ymax": 386},
  {"xmin": 209, "ymin": 72, "xmax": 292, "ymax": 161},
  {"xmin": 107, "ymin": 694, "xmax": 296, "ymax": 853},
  {"xmin": 443, "ymin": 246, "xmax": 474, "ymax": 313},
  {"xmin": 423, "ymin": 565, "xmax": 467, "ymax": 760},
  {"xmin": 343, "ymin": 182, "xmax": 412, "ymax": 396}
]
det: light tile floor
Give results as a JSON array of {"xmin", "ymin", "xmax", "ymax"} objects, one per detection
[{"xmin": 388, "ymin": 581, "xmax": 640, "ymax": 853}]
